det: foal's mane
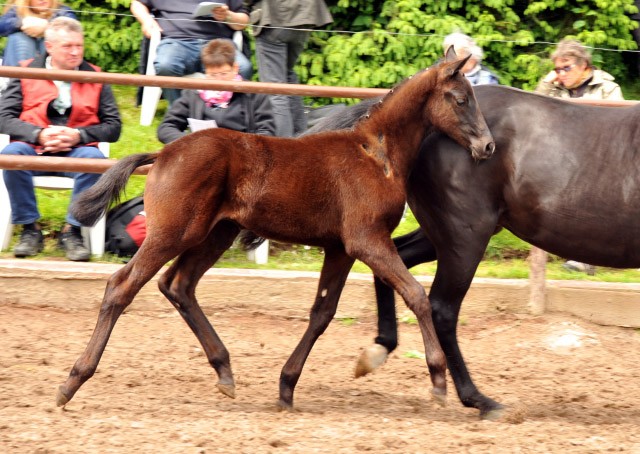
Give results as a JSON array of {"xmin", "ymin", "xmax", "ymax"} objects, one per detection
[{"xmin": 355, "ymin": 67, "xmax": 431, "ymax": 127}]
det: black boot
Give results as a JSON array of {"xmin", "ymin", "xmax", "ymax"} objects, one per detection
[
  {"xmin": 58, "ymin": 225, "xmax": 90, "ymax": 261},
  {"xmin": 13, "ymin": 223, "xmax": 44, "ymax": 257}
]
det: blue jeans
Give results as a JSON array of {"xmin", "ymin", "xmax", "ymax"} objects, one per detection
[
  {"xmin": 255, "ymin": 28, "xmax": 309, "ymax": 137},
  {"xmin": 1, "ymin": 142, "xmax": 105, "ymax": 226},
  {"xmin": 1, "ymin": 31, "xmax": 45, "ymax": 66},
  {"xmin": 154, "ymin": 37, "xmax": 253, "ymax": 104}
]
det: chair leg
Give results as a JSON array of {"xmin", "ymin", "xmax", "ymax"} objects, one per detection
[
  {"xmin": 247, "ymin": 239, "xmax": 269, "ymax": 264},
  {"xmin": 140, "ymin": 86, "xmax": 162, "ymax": 126},
  {"xmin": 87, "ymin": 213, "xmax": 106, "ymax": 256},
  {"xmin": 0, "ymin": 169, "xmax": 15, "ymax": 251},
  {"xmin": 140, "ymin": 29, "xmax": 162, "ymax": 126}
]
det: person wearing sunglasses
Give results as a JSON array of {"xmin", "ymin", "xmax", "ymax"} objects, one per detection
[
  {"xmin": 535, "ymin": 38, "xmax": 623, "ymax": 100},
  {"xmin": 157, "ymin": 38, "xmax": 275, "ymax": 144}
]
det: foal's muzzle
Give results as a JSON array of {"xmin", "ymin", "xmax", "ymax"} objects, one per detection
[{"xmin": 470, "ymin": 136, "xmax": 496, "ymax": 160}]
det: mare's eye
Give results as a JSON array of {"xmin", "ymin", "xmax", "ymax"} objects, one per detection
[{"xmin": 456, "ymin": 97, "xmax": 467, "ymax": 107}]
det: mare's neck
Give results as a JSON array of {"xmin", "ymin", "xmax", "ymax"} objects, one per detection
[{"xmin": 359, "ymin": 70, "xmax": 435, "ymax": 178}]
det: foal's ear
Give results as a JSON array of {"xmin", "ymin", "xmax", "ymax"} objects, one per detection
[
  {"xmin": 444, "ymin": 44, "xmax": 458, "ymax": 62},
  {"xmin": 441, "ymin": 52, "xmax": 471, "ymax": 79}
]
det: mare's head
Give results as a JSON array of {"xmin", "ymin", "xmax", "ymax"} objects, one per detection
[{"xmin": 426, "ymin": 46, "xmax": 495, "ymax": 160}]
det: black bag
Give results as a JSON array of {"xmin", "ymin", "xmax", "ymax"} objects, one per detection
[{"xmin": 105, "ymin": 196, "xmax": 146, "ymax": 257}]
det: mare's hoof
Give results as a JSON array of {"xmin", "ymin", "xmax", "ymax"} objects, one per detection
[
  {"xmin": 276, "ymin": 399, "xmax": 294, "ymax": 412},
  {"xmin": 55, "ymin": 388, "xmax": 70, "ymax": 407},
  {"xmin": 430, "ymin": 389, "xmax": 447, "ymax": 407},
  {"xmin": 486, "ymin": 402, "xmax": 527, "ymax": 423},
  {"xmin": 216, "ymin": 383, "xmax": 236, "ymax": 399},
  {"xmin": 355, "ymin": 344, "xmax": 388, "ymax": 378},
  {"xmin": 480, "ymin": 407, "xmax": 505, "ymax": 421}
]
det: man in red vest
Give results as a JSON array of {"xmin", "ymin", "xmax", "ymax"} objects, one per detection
[{"xmin": 0, "ymin": 16, "xmax": 121, "ymax": 261}]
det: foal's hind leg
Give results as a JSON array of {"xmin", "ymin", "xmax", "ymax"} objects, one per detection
[
  {"xmin": 157, "ymin": 221, "xmax": 241, "ymax": 399},
  {"xmin": 357, "ymin": 229, "xmax": 437, "ymax": 377},
  {"xmin": 56, "ymin": 244, "xmax": 179, "ymax": 406},
  {"xmin": 278, "ymin": 246, "xmax": 355, "ymax": 409},
  {"xmin": 349, "ymin": 235, "xmax": 447, "ymax": 403}
]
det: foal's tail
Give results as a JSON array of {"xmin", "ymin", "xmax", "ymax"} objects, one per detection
[{"xmin": 70, "ymin": 152, "xmax": 159, "ymax": 226}]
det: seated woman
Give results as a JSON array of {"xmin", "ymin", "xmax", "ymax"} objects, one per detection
[
  {"xmin": 0, "ymin": 0, "xmax": 76, "ymax": 66},
  {"xmin": 157, "ymin": 39, "xmax": 275, "ymax": 144}
]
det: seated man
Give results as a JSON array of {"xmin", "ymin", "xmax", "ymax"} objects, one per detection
[
  {"xmin": 0, "ymin": 16, "xmax": 121, "ymax": 261},
  {"xmin": 131, "ymin": 0, "xmax": 251, "ymax": 105}
]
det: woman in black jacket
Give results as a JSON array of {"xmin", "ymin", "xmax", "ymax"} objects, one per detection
[{"xmin": 157, "ymin": 38, "xmax": 276, "ymax": 144}]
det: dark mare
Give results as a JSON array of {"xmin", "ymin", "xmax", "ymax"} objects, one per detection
[
  {"xmin": 310, "ymin": 84, "xmax": 640, "ymax": 419},
  {"xmin": 55, "ymin": 49, "xmax": 495, "ymax": 410}
]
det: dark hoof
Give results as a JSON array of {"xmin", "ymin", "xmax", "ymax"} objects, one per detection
[
  {"xmin": 276, "ymin": 399, "xmax": 294, "ymax": 412},
  {"xmin": 489, "ymin": 402, "xmax": 528, "ymax": 424},
  {"xmin": 430, "ymin": 389, "xmax": 447, "ymax": 407},
  {"xmin": 355, "ymin": 344, "xmax": 388, "ymax": 378},
  {"xmin": 216, "ymin": 383, "xmax": 236, "ymax": 399},
  {"xmin": 56, "ymin": 388, "xmax": 70, "ymax": 407},
  {"xmin": 480, "ymin": 407, "xmax": 505, "ymax": 421}
]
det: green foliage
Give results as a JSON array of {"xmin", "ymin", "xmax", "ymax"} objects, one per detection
[
  {"xmin": 64, "ymin": 0, "xmax": 140, "ymax": 73},
  {"xmin": 298, "ymin": 0, "xmax": 640, "ymax": 103}
]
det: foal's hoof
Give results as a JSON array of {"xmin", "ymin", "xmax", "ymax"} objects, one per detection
[
  {"xmin": 355, "ymin": 344, "xmax": 389, "ymax": 378},
  {"xmin": 216, "ymin": 383, "xmax": 236, "ymax": 399},
  {"xmin": 55, "ymin": 388, "xmax": 70, "ymax": 407},
  {"xmin": 430, "ymin": 389, "xmax": 447, "ymax": 407}
]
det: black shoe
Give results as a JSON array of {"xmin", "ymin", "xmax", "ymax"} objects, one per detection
[
  {"xmin": 13, "ymin": 228, "xmax": 44, "ymax": 257},
  {"xmin": 58, "ymin": 227, "xmax": 90, "ymax": 261}
]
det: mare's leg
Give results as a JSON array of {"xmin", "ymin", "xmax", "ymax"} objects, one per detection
[
  {"xmin": 357, "ymin": 229, "xmax": 437, "ymax": 377},
  {"xmin": 56, "ymin": 241, "xmax": 180, "ymax": 406},
  {"xmin": 157, "ymin": 221, "xmax": 241, "ymax": 398},
  {"xmin": 349, "ymin": 235, "xmax": 447, "ymax": 402},
  {"xmin": 429, "ymin": 248, "xmax": 504, "ymax": 419},
  {"xmin": 278, "ymin": 246, "xmax": 355, "ymax": 409}
]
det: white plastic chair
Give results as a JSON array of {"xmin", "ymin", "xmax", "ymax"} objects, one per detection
[
  {"xmin": 0, "ymin": 134, "xmax": 109, "ymax": 256},
  {"xmin": 139, "ymin": 30, "xmax": 244, "ymax": 126}
]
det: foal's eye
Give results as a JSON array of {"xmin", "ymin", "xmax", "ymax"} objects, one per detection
[{"xmin": 456, "ymin": 97, "xmax": 467, "ymax": 107}]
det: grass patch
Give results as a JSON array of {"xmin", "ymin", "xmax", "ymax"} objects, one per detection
[
  {"xmin": 337, "ymin": 317, "xmax": 357, "ymax": 327},
  {"xmin": 402, "ymin": 350, "xmax": 426, "ymax": 359}
]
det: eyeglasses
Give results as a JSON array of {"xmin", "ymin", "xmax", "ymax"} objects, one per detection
[
  {"xmin": 206, "ymin": 71, "xmax": 234, "ymax": 78},
  {"xmin": 554, "ymin": 64, "xmax": 576, "ymax": 74}
]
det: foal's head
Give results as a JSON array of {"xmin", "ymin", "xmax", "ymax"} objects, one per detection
[{"xmin": 426, "ymin": 46, "xmax": 495, "ymax": 160}]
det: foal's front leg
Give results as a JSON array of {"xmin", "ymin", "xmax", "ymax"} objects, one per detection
[
  {"xmin": 278, "ymin": 246, "xmax": 355, "ymax": 409},
  {"xmin": 357, "ymin": 228, "xmax": 438, "ymax": 377},
  {"xmin": 350, "ymin": 235, "xmax": 447, "ymax": 403}
]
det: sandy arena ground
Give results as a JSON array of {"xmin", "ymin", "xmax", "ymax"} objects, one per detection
[{"xmin": 1, "ymin": 300, "xmax": 640, "ymax": 453}]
